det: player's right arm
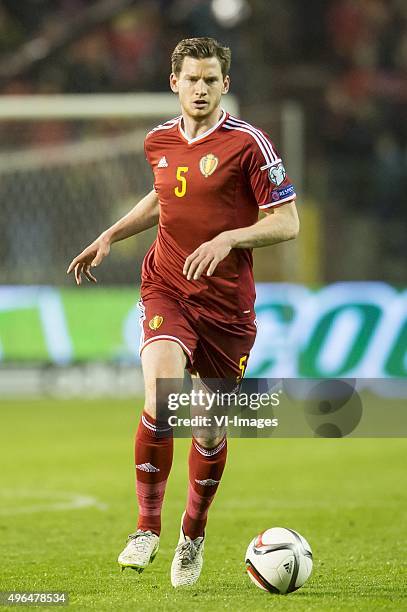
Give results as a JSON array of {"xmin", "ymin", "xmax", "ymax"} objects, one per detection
[{"xmin": 67, "ymin": 189, "xmax": 159, "ymax": 285}]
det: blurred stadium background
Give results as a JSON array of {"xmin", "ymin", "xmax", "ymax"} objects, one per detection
[
  {"xmin": 0, "ymin": 0, "xmax": 406, "ymax": 395},
  {"xmin": 1, "ymin": 7, "xmax": 406, "ymax": 610}
]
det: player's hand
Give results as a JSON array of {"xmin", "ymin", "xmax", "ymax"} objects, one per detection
[
  {"xmin": 66, "ymin": 234, "xmax": 111, "ymax": 285},
  {"xmin": 183, "ymin": 233, "xmax": 232, "ymax": 280}
]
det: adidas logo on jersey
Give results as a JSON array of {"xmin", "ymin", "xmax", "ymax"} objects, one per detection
[
  {"xmin": 136, "ymin": 462, "xmax": 160, "ymax": 472},
  {"xmin": 157, "ymin": 156, "xmax": 168, "ymax": 168},
  {"xmin": 195, "ymin": 478, "xmax": 220, "ymax": 486}
]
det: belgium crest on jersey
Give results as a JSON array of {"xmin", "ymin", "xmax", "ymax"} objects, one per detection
[
  {"xmin": 199, "ymin": 153, "xmax": 219, "ymax": 178},
  {"xmin": 149, "ymin": 315, "xmax": 163, "ymax": 330}
]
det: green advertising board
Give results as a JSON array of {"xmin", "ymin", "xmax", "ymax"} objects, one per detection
[{"xmin": 0, "ymin": 284, "xmax": 405, "ymax": 377}]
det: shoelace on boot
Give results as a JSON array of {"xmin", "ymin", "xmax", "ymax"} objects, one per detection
[
  {"xmin": 176, "ymin": 540, "xmax": 199, "ymax": 566},
  {"xmin": 127, "ymin": 531, "xmax": 154, "ymax": 553}
]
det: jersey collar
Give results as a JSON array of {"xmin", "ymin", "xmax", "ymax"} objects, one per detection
[{"xmin": 178, "ymin": 109, "xmax": 227, "ymax": 144}]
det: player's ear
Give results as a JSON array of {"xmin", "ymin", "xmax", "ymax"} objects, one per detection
[
  {"xmin": 222, "ymin": 75, "xmax": 230, "ymax": 95},
  {"xmin": 170, "ymin": 73, "xmax": 179, "ymax": 93}
]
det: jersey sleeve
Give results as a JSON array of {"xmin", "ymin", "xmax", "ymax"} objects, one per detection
[
  {"xmin": 144, "ymin": 135, "xmax": 157, "ymax": 192},
  {"xmin": 241, "ymin": 130, "xmax": 296, "ymax": 210}
]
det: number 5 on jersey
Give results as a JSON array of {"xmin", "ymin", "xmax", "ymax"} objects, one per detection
[{"xmin": 174, "ymin": 166, "xmax": 189, "ymax": 198}]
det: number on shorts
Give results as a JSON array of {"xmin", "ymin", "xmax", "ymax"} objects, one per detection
[{"xmin": 238, "ymin": 355, "xmax": 248, "ymax": 381}]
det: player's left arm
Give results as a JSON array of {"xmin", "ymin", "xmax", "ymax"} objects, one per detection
[
  {"xmin": 183, "ymin": 201, "xmax": 299, "ymax": 280},
  {"xmin": 224, "ymin": 200, "xmax": 299, "ymax": 248}
]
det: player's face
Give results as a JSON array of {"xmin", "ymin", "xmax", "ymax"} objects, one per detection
[{"xmin": 170, "ymin": 56, "xmax": 230, "ymax": 120}]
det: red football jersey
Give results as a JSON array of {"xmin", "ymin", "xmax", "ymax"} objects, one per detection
[{"xmin": 142, "ymin": 110, "xmax": 296, "ymax": 321}]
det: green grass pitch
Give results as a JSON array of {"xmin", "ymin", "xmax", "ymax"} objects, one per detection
[{"xmin": 0, "ymin": 398, "xmax": 406, "ymax": 611}]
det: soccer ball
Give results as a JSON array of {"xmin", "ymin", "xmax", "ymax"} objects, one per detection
[{"xmin": 245, "ymin": 527, "xmax": 313, "ymax": 594}]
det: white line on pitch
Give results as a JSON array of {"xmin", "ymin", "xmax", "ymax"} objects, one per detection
[{"xmin": 0, "ymin": 490, "xmax": 108, "ymax": 514}]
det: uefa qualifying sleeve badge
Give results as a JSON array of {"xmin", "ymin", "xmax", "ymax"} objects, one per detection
[
  {"xmin": 268, "ymin": 162, "xmax": 286, "ymax": 186},
  {"xmin": 199, "ymin": 153, "xmax": 219, "ymax": 177}
]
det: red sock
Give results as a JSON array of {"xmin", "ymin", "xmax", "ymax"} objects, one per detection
[
  {"xmin": 135, "ymin": 411, "xmax": 173, "ymax": 536},
  {"xmin": 183, "ymin": 436, "xmax": 227, "ymax": 539}
]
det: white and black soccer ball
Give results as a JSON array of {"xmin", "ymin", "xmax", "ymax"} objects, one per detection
[{"xmin": 245, "ymin": 527, "xmax": 313, "ymax": 594}]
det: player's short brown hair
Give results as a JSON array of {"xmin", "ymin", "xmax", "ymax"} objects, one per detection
[{"xmin": 171, "ymin": 37, "xmax": 231, "ymax": 78}]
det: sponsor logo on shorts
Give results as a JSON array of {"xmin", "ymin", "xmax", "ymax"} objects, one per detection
[
  {"xmin": 149, "ymin": 315, "xmax": 164, "ymax": 330},
  {"xmin": 136, "ymin": 462, "xmax": 160, "ymax": 472},
  {"xmin": 199, "ymin": 153, "xmax": 219, "ymax": 177},
  {"xmin": 195, "ymin": 478, "xmax": 220, "ymax": 486}
]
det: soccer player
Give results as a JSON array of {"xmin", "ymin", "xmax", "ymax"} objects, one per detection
[{"xmin": 67, "ymin": 37, "xmax": 299, "ymax": 587}]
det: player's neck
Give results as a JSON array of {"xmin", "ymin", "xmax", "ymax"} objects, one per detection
[{"xmin": 181, "ymin": 108, "xmax": 224, "ymax": 140}]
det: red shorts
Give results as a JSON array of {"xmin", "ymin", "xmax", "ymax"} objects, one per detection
[{"xmin": 138, "ymin": 293, "xmax": 257, "ymax": 380}]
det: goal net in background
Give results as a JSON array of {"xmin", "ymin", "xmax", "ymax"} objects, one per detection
[
  {"xmin": 0, "ymin": 93, "xmax": 240, "ymax": 285},
  {"xmin": 1, "ymin": 95, "xmax": 404, "ymax": 395},
  {"xmin": 0, "ymin": 93, "xmax": 244, "ymax": 395}
]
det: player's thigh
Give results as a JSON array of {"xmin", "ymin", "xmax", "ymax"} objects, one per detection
[
  {"xmin": 138, "ymin": 293, "xmax": 198, "ymax": 418},
  {"xmin": 141, "ymin": 339, "xmax": 187, "ymax": 419},
  {"xmin": 194, "ymin": 318, "xmax": 257, "ymax": 380},
  {"xmin": 190, "ymin": 318, "xmax": 256, "ymax": 446},
  {"xmin": 139, "ymin": 294, "xmax": 197, "ymax": 362}
]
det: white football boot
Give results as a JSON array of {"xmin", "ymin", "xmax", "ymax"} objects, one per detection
[
  {"xmin": 171, "ymin": 513, "xmax": 205, "ymax": 587},
  {"xmin": 118, "ymin": 530, "xmax": 159, "ymax": 573}
]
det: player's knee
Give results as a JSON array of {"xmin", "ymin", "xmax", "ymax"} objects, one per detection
[
  {"xmin": 143, "ymin": 377, "xmax": 184, "ymax": 421},
  {"xmin": 193, "ymin": 429, "xmax": 226, "ymax": 449},
  {"xmin": 143, "ymin": 402, "xmax": 157, "ymax": 420},
  {"xmin": 141, "ymin": 340, "xmax": 186, "ymax": 420}
]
